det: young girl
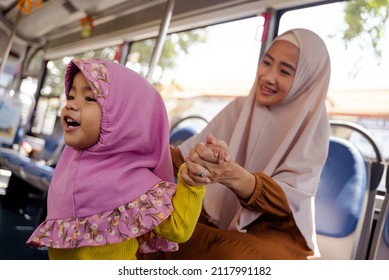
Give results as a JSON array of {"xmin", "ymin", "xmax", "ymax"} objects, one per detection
[{"xmin": 26, "ymin": 58, "xmax": 205, "ymax": 260}]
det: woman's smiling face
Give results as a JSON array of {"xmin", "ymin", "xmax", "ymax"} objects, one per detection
[
  {"xmin": 255, "ymin": 39, "xmax": 299, "ymax": 106},
  {"xmin": 61, "ymin": 71, "xmax": 102, "ymax": 149}
]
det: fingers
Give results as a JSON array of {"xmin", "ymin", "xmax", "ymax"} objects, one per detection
[
  {"xmin": 205, "ymin": 133, "xmax": 230, "ymax": 162},
  {"xmin": 179, "ymin": 163, "xmax": 196, "ymax": 186},
  {"xmin": 192, "ymin": 143, "xmax": 218, "ymax": 163},
  {"xmin": 181, "ymin": 135, "xmax": 231, "ymax": 186},
  {"xmin": 206, "ymin": 133, "xmax": 228, "ymax": 149},
  {"xmin": 189, "ymin": 138, "xmax": 230, "ymax": 165},
  {"xmin": 184, "ymin": 156, "xmax": 211, "ymax": 184},
  {"xmin": 206, "ymin": 133, "xmax": 217, "ymax": 145},
  {"xmin": 217, "ymin": 144, "xmax": 230, "ymax": 162}
]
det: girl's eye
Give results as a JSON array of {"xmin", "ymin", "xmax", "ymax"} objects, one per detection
[
  {"xmin": 85, "ymin": 96, "xmax": 97, "ymax": 102},
  {"xmin": 67, "ymin": 95, "xmax": 75, "ymax": 100}
]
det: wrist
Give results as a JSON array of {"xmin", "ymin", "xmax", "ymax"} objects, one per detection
[{"xmin": 221, "ymin": 162, "xmax": 255, "ymax": 200}]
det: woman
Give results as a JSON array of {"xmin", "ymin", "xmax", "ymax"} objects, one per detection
[{"xmin": 144, "ymin": 28, "xmax": 331, "ymax": 260}]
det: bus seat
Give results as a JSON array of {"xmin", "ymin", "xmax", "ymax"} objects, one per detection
[
  {"xmin": 35, "ymin": 122, "xmax": 64, "ymax": 162},
  {"xmin": 19, "ymin": 136, "xmax": 65, "ymax": 192},
  {"xmin": 315, "ymin": 136, "xmax": 368, "ymax": 259},
  {"xmin": 0, "ymin": 131, "xmax": 63, "ymax": 169},
  {"xmin": 170, "ymin": 126, "xmax": 197, "ymax": 146},
  {"xmin": 0, "ymin": 147, "xmax": 31, "ymax": 173},
  {"xmin": 0, "ymin": 133, "xmax": 64, "ymax": 193},
  {"xmin": 0, "ymin": 147, "xmax": 23, "ymax": 166},
  {"xmin": 20, "ymin": 162, "xmax": 53, "ymax": 192},
  {"xmin": 0, "ymin": 139, "xmax": 64, "ymax": 225},
  {"xmin": 327, "ymin": 120, "xmax": 385, "ymax": 259},
  {"xmin": 169, "ymin": 115, "xmax": 209, "ymax": 146},
  {"xmin": 368, "ymin": 166, "xmax": 389, "ymax": 259},
  {"xmin": 17, "ymin": 142, "xmax": 66, "ymax": 224}
]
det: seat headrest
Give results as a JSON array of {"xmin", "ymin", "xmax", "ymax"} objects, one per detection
[{"xmin": 316, "ymin": 137, "xmax": 367, "ymax": 237}]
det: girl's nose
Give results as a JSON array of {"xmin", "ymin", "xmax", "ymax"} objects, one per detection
[{"xmin": 65, "ymin": 99, "xmax": 79, "ymax": 110}]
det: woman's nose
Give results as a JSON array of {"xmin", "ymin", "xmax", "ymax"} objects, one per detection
[{"xmin": 263, "ymin": 68, "xmax": 277, "ymax": 83}]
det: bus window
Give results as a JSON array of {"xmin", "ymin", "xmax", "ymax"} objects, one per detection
[
  {"xmin": 0, "ymin": 71, "xmax": 13, "ymax": 97},
  {"xmin": 31, "ymin": 46, "xmax": 120, "ymax": 135},
  {"xmin": 19, "ymin": 49, "xmax": 45, "ymax": 126},
  {"xmin": 279, "ymin": 2, "xmax": 389, "ymax": 192},
  {"xmin": 126, "ymin": 16, "xmax": 264, "ymax": 130},
  {"xmin": 19, "ymin": 49, "xmax": 45, "ymax": 97},
  {"xmin": 32, "ymin": 96, "xmax": 60, "ymax": 135},
  {"xmin": 126, "ymin": 38, "xmax": 156, "ymax": 77}
]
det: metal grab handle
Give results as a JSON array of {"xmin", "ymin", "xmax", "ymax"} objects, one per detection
[
  {"xmin": 330, "ymin": 119, "xmax": 385, "ymax": 191},
  {"xmin": 170, "ymin": 115, "xmax": 209, "ymax": 133}
]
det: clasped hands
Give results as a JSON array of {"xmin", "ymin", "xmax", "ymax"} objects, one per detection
[{"xmin": 180, "ymin": 133, "xmax": 231, "ymax": 186}]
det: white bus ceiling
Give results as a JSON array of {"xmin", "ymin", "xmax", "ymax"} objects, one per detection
[{"xmin": 0, "ymin": 0, "xmax": 327, "ymax": 59}]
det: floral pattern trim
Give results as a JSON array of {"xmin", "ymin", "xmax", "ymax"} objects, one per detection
[
  {"xmin": 26, "ymin": 181, "xmax": 178, "ymax": 252},
  {"xmin": 73, "ymin": 58, "xmax": 110, "ymax": 99}
]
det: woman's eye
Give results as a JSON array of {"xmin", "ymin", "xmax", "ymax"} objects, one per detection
[
  {"xmin": 280, "ymin": 69, "xmax": 291, "ymax": 76},
  {"xmin": 262, "ymin": 60, "xmax": 271, "ymax": 66}
]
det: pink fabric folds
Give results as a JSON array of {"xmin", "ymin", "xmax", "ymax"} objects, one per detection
[
  {"xmin": 28, "ymin": 182, "xmax": 177, "ymax": 252},
  {"xmin": 27, "ymin": 58, "xmax": 176, "ymax": 252}
]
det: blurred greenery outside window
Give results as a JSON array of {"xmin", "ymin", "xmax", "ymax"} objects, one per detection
[
  {"xmin": 126, "ymin": 16, "xmax": 264, "ymax": 130},
  {"xmin": 279, "ymin": 1, "xmax": 389, "ymax": 191}
]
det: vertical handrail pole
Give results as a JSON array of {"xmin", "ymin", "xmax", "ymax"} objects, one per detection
[
  {"xmin": 146, "ymin": 0, "xmax": 175, "ymax": 82},
  {"xmin": 259, "ymin": 8, "xmax": 277, "ymax": 59},
  {"xmin": 0, "ymin": 11, "xmax": 22, "ymax": 75}
]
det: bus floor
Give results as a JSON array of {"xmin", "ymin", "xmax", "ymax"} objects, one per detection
[{"xmin": 0, "ymin": 173, "xmax": 48, "ymax": 260}]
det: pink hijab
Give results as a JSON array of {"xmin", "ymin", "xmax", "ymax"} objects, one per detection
[
  {"xmin": 47, "ymin": 59, "xmax": 174, "ymax": 219},
  {"xmin": 179, "ymin": 29, "xmax": 330, "ymax": 257},
  {"xmin": 46, "ymin": 58, "xmax": 174, "ymax": 229},
  {"xmin": 26, "ymin": 58, "xmax": 177, "ymax": 252}
]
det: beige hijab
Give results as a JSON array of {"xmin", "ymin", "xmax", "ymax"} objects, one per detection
[{"xmin": 179, "ymin": 28, "xmax": 330, "ymax": 257}]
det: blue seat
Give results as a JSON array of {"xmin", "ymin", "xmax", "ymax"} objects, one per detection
[
  {"xmin": 169, "ymin": 126, "xmax": 197, "ymax": 146},
  {"xmin": 19, "ymin": 137, "xmax": 64, "ymax": 192},
  {"xmin": 22, "ymin": 162, "xmax": 54, "ymax": 178},
  {"xmin": 169, "ymin": 115, "xmax": 208, "ymax": 146},
  {"xmin": 0, "ymin": 148, "xmax": 24, "ymax": 164},
  {"xmin": 20, "ymin": 162, "xmax": 54, "ymax": 192},
  {"xmin": 0, "ymin": 131, "xmax": 64, "ymax": 192},
  {"xmin": 315, "ymin": 136, "xmax": 368, "ymax": 259},
  {"xmin": 34, "ymin": 130, "xmax": 64, "ymax": 163},
  {"xmin": 0, "ymin": 133, "xmax": 64, "ymax": 225},
  {"xmin": 0, "ymin": 148, "xmax": 31, "ymax": 173}
]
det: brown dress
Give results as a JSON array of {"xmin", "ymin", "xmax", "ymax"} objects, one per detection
[{"xmin": 138, "ymin": 146, "xmax": 313, "ymax": 260}]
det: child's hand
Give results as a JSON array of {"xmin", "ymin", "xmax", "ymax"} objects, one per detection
[{"xmin": 180, "ymin": 163, "xmax": 205, "ymax": 186}]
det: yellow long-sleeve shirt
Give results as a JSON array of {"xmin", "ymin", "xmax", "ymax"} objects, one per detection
[{"xmin": 48, "ymin": 166, "xmax": 205, "ymax": 260}]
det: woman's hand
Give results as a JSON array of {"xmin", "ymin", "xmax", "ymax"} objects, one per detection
[
  {"xmin": 185, "ymin": 133, "xmax": 255, "ymax": 199},
  {"xmin": 184, "ymin": 133, "xmax": 229, "ymax": 183},
  {"xmin": 205, "ymin": 133, "xmax": 230, "ymax": 163}
]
